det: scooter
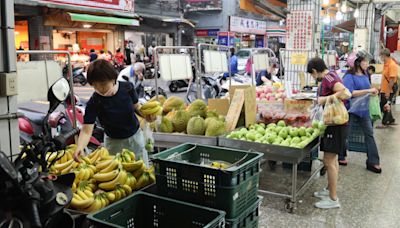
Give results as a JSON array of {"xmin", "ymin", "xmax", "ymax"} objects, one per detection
[
  {"xmin": 0, "ymin": 78, "xmax": 79, "ymax": 228},
  {"xmin": 168, "ymin": 65, "xmax": 196, "ymax": 93},
  {"xmin": 18, "ymin": 95, "xmax": 102, "ymax": 151},
  {"xmin": 62, "ymin": 64, "xmax": 87, "ymax": 86}
]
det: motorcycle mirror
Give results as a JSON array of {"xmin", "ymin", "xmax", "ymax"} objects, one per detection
[{"xmin": 48, "ymin": 78, "xmax": 70, "ymax": 113}]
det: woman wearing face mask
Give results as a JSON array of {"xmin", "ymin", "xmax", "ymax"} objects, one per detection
[
  {"xmin": 343, "ymin": 52, "xmax": 381, "ymax": 173},
  {"xmin": 73, "ymin": 59, "xmax": 153, "ymax": 164},
  {"xmin": 307, "ymin": 58, "xmax": 351, "ymax": 209}
]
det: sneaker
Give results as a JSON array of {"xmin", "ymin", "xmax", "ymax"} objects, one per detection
[
  {"xmin": 315, "ymin": 197, "xmax": 340, "ymax": 209},
  {"xmin": 313, "ymin": 188, "xmax": 329, "ymax": 199}
]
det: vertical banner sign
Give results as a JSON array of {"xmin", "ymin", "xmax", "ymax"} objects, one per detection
[
  {"xmin": 286, "ymin": 11, "xmax": 313, "ymax": 50},
  {"xmin": 218, "ymin": 32, "xmax": 235, "ymax": 46},
  {"xmin": 255, "ymin": 35, "xmax": 264, "ymax": 48}
]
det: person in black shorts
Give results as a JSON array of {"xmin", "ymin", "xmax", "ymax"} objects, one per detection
[{"xmin": 307, "ymin": 58, "xmax": 351, "ymax": 209}]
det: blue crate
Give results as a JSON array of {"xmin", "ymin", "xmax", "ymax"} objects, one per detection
[{"xmin": 348, "ymin": 119, "xmax": 367, "ymax": 153}]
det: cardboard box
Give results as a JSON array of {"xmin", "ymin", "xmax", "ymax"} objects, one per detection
[{"xmin": 284, "ymin": 99, "xmax": 313, "ymax": 114}]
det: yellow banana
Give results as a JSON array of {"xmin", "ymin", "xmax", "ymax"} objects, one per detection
[
  {"xmin": 136, "ymin": 172, "xmax": 150, "ymax": 190},
  {"xmin": 121, "ymin": 184, "xmax": 132, "ymax": 195},
  {"xmin": 96, "ymin": 159, "xmax": 113, "ymax": 170},
  {"xmin": 70, "ymin": 197, "xmax": 94, "ymax": 210},
  {"xmin": 119, "ymin": 170, "xmax": 128, "ymax": 185},
  {"xmin": 100, "ymin": 148, "xmax": 110, "ymax": 158},
  {"xmin": 128, "ymin": 151, "xmax": 135, "ymax": 161},
  {"xmin": 107, "ymin": 192, "xmax": 116, "ymax": 203},
  {"xmin": 77, "ymin": 169, "xmax": 85, "ymax": 180},
  {"xmin": 76, "ymin": 190, "xmax": 88, "ymax": 200},
  {"xmin": 114, "ymin": 189, "xmax": 121, "ymax": 201},
  {"xmin": 81, "ymin": 156, "xmax": 92, "ymax": 165},
  {"xmin": 98, "ymin": 171, "xmax": 122, "ymax": 191},
  {"xmin": 93, "ymin": 170, "xmax": 119, "ymax": 182},
  {"xmin": 132, "ymin": 164, "xmax": 145, "ymax": 179},
  {"xmin": 87, "ymin": 183, "xmax": 97, "ymax": 192},
  {"xmin": 149, "ymin": 173, "xmax": 156, "ymax": 184},
  {"xmin": 53, "ymin": 159, "xmax": 74, "ymax": 171},
  {"xmin": 141, "ymin": 101, "xmax": 160, "ymax": 111},
  {"xmin": 99, "ymin": 160, "xmax": 118, "ymax": 173},
  {"xmin": 122, "ymin": 153, "xmax": 131, "ymax": 163},
  {"xmin": 66, "ymin": 151, "xmax": 73, "ymax": 161},
  {"xmin": 60, "ymin": 160, "xmax": 75, "ymax": 175},
  {"xmin": 119, "ymin": 187, "xmax": 126, "ymax": 199},
  {"xmin": 83, "ymin": 198, "xmax": 101, "ymax": 213},
  {"xmin": 73, "ymin": 193, "xmax": 83, "ymax": 201},
  {"xmin": 100, "ymin": 155, "xmax": 114, "ymax": 161},
  {"xmin": 72, "ymin": 182, "xmax": 77, "ymax": 192},
  {"xmin": 60, "ymin": 154, "xmax": 67, "ymax": 164},
  {"xmin": 122, "ymin": 160, "xmax": 144, "ymax": 172},
  {"xmin": 83, "ymin": 189, "xmax": 94, "ymax": 198},
  {"xmin": 127, "ymin": 174, "xmax": 137, "ymax": 189},
  {"xmin": 141, "ymin": 106, "xmax": 161, "ymax": 115}
]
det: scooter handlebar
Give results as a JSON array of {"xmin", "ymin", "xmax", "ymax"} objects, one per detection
[{"xmin": 53, "ymin": 128, "xmax": 80, "ymax": 150}]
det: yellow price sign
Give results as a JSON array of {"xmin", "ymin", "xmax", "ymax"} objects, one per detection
[{"xmin": 291, "ymin": 53, "xmax": 308, "ymax": 65}]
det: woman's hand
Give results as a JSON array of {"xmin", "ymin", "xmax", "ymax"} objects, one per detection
[
  {"xmin": 369, "ymin": 88, "xmax": 379, "ymax": 95},
  {"xmin": 144, "ymin": 114, "xmax": 157, "ymax": 122},
  {"xmin": 73, "ymin": 147, "xmax": 84, "ymax": 162}
]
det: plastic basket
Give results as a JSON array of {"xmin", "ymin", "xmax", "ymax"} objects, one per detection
[
  {"xmin": 348, "ymin": 119, "xmax": 367, "ymax": 153},
  {"xmin": 226, "ymin": 196, "xmax": 262, "ymax": 228},
  {"xmin": 150, "ymin": 143, "xmax": 263, "ymax": 219},
  {"xmin": 87, "ymin": 192, "xmax": 225, "ymax": 228}
]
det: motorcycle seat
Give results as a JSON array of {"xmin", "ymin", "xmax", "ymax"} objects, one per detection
[{"xmin": 18, "ymin": 109, "xmax": 46, "ymax": 125}]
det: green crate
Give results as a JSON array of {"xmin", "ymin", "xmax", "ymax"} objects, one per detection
[
  {"xmin": 151, "ymin": 143, "xmax": 263, "ymax": 219},
  {"xmin": 87, "ymin": 192, "xmax": 225, "ymax": 228},
  {"xmin": 226, "ymin": 196, "xmax": 263, "ymax": 228},
  {"xmin": 348, "ymin": 119, "xmax": 367, "ymax": 153}
]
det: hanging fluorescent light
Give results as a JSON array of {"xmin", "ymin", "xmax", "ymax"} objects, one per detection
[
  {"xmin": 336, "ymin": 11, "xmax": 343, "ymax": 20},
  {"xmin": 323, "ymin": 0, "xmax": 329, "ymax": 6},
  {"xmin": 323, "ymin": 15, "xmax": 331, "ymax": 24},
  {"xmin": 341, "ymin": 1, "xmax": 347, "ymax": 13},
  {"xmin": 354, "ymin": 3, "xmax": 360, "ymax": 18},
  {"xmin": 83, "ymin": 24, "xmax": 92, "ymax": 28}
]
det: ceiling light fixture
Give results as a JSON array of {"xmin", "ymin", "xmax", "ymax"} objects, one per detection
[
  {"xmin": 83, "ymin": 24, "xmax": 92, "ymax": 28},
  {"xmin": 336, "ymin": 11, "xmax": 343, "ymax": 20},
  {"xmin": 323, "ymin": 0, "xmax": 329, "ymax": 6},
  {"xmin": 323, "ymin": 14, "xmax": 331, "ymax": 24},
  {"xmin": 354, "ymin": 3, "xmax": 360, "ymax": 18},
  {"xmin": 341, "ymin": 0, "xmax": 347, "ymax": 13}
]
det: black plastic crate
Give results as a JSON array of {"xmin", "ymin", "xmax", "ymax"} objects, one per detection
[
  {"xmin": 226, "ymin": 196, "xmax": 262, "ymax": 228},
  {"xmin": 150, "ymin": 143, "xmax": 263, "ymax": 219},
  {"xmin": 87, "ymin": 192, "xmax": 225, "ymax": 228}
]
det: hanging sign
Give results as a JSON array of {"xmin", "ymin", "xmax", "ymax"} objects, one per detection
[
  {"xmin": 286, "ymin": 11, "xmax": 313, "ymax": 50},
  {"xmin": 230, "ymin": 16, "xmax": 267, "ymax": 35},
  {"xmin": 290, "ymin": 53, "xmax": 308, "ymax": 65}
]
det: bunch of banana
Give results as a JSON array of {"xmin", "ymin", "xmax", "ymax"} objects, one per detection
[
  {"xmin": 75, "ymin": 162, "xmax": 96, "ymax": 181},
  {"xmin": 97, "ymin": 166, "xmax": 128, "ymax": 191},
  {"xmin": 125, "ymin": 173, "xmax": 137, "ymax": 189},
  {"xmin": 107, "ymin": 184, "xmax": 132, "ymax": 203},
  {"xmin": 135, "ymin": 166, "xmax": 156, "ymax": 190},
  {"xmin": 51, "ymin": 158, "xmax": 79, "ymax": 175},
  {"xmin": 122, "ymin": 159, "xmax": 144, "ymax": 172},
  {"xmin": 132, "ymin": 162, "xmax": 146, "ymax": 179},
  {"xmin": 87, "ymin": 147, "xmax": 110, "ymax": 164},
  {"xmin": 140, "ymin": 101, "xmax": 162, "ymax": 116}
]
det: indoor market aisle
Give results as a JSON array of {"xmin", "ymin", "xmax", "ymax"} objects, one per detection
[{"xmin": 259, "ymin": 106, "xmax": 400, "ymax": 228}]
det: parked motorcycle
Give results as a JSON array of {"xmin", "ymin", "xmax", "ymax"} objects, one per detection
[
  {"xmin": 0, "ymin": 78, "xmax": 79, "ymax": 228},
  {"xmin": 168, "ymin": 64, "xmax": 196, "ymax": 93},
  {"xmin": 18, "ymin": 94, "xmax": 102, "ymax": 151},
  {"xmin": 62, "ymin": 64, "xmax": 87, "ymax": 86}
]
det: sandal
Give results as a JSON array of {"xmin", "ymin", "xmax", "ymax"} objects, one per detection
[
  {"xmin": 339, "ymin": 160, "xmax": 348, "ymax": 166},
  {"xmin": 366, "ymin": 164, "xmax": 382, "ymax": 174}
]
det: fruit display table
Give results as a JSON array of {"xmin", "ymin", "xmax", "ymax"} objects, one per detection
[
  {"xmin": 153, "ymin": 132, "xmax": 218, "ymax": 148},
  {"xmin": 219, "ymin": 135, "xmax": 323, "ymax": 213}
]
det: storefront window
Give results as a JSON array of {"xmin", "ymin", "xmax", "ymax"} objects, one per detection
[{"xmin": 15, "ymin": 20, "xmax": 29, "ymax": 50}]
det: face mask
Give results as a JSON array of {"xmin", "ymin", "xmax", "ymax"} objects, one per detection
[{"xmin": 95, "ymin": 82, "xmax": 118, "ymax": 96}]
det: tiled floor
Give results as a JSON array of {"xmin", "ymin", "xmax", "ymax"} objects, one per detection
[{"xmin": 258, "ymin": 107, "xmax": 400, "ymax": 228}]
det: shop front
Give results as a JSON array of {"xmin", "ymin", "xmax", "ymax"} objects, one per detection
[
  {"xmin": 194, "ymin": 29, "xmax": 219, "ymax": 45},
  {"xmin": 229, "ymin": 16, "xmax": 267, "ymax": 48}
]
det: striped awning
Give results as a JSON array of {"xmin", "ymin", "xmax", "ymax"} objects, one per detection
[{"xmin": 266, "ymin": 26, "xmax": 286, "ymax": 37}]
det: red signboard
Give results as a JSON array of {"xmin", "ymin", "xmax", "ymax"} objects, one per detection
[{"xmin": 32, "ymin": 0, "xmax": 134, "ymax": 12}]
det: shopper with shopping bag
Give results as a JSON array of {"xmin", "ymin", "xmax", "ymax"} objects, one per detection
[
  {"xmin": 379, "ymin": 48, "xmax": 398, "ymax": 126},
  {"xmin": 343, "ymin": 52, "xmax": 382, "ymax": 173},
  {"xmin": 307, "ymin": 57, "xmax": 351, "ymax": 209}
]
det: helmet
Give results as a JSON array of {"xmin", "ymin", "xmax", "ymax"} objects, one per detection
[{"xmin": 347, "ymin": 50, "xmax": 372, "ymax": 68}]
